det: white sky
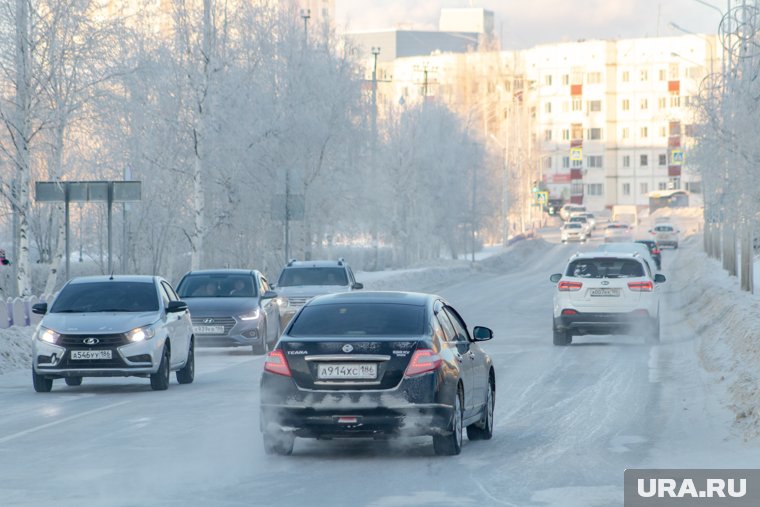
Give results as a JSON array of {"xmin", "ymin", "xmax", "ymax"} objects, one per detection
[{"xmin": 336, "ymin": 0, "xmax": 724, "ymax": 48}]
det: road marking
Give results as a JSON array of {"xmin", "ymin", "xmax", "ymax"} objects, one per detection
[{"xmin": 0, "ymin": 400, "xmax": 131, "ymax": 444}]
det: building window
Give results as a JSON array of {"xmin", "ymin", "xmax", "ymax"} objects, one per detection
[
  {"xmin": 562, "ymin": 129, "xmax": 570, "ymax": 140},
  {"xmin": 659, "ymin": 69, "xmax": 667, "ymax": 81},
  {"xmin": 562, "ymin": 74, "xmax": 570, "ymax": 85},
  {"xmin": 543, "ymin": 156, "xmax": 552, "ymax": 169},
  {"xmin": 571, "ymin": 124, "xmax": 583, "ymax": 140},
  {"xmin": 670, "ymin": 96, "xmax": 681, "ymax": 108},
  {"xmin": 587, "ymin": 155, "xmax": 603, "ymax": 168},
  {"xmin": 587, "ymin": 128, "xmax": 602, "ymax": 140},
  {"xmin": 571, "ymin": 182, "xmax": 583, "ymax": 195},
  {"xmin": 640, "ymin": 154, "xmax": 648, "ymax": 166},
  {"xmin": 658, "ymin": 97, "xmax": 666, "ymax": 109},
  {"xmin": 562, "ymin": 156, "xmax": 570, "ymax": 168},
  {"xmin": 641, "ymin": 126, "xmax": 648, "ymax": 138},
  {"xmin": 658, "ymin": 182, "xmax": 668, "ymax": 190},
  {"xmin": 588, "ymin": 100, "xmax": 602, "ymax": 112},
  {"xmin": 640, "ymin": 182, "xmax": 648, "ymax": 195},
  {"xmin": 622, "ymin": 70, "xmax": 630, "ymax": 82},
  {"xmin": 640, "ymin": 98, "xmax": 648, "ymax": 110},
  {"xmin": 587, "ymin": 183, "xmax": 604, "ymax": 196},
  {"xmin": 623, "ymin": 183, "xmax": 631, "ymax": 196},
  {"xmin": 623, "ymin": 155, "xmax": 631, "ymax": 168},
  {"xmin": 587, "ymin": 72, "xmax": 602, "ymax": 84},
  {"xmin": 640, "ymin": 70, "xmax": 648, "ymax": 81},
  {"xmin": 659, "ymin": 126, "xmax": 667, "ymax": 137},
  {"xmin": 544, "ymin": 129, "xmax": 553, "ymax": 141},
  {"xmin": 572, "ymin": 158, "xmax": 582, "ymax": 168},
  {"xmin": 545, "ymin": 75, "xmax": 553, "ymax": 86},
  {"xmin": 669, "ymin": 63, "xmax": 679, "ymax": 79},
  {"xmin": 684, "ymin": 124, "xmax": 696, "ymax": 137},
  {"xmin": 622, "ymin": 127, "xmax": 630, "ymax": 139},
  {"xmin": 659, "ymin": 154, "xmax": 667, "ymax": 166},
  {"xmin": 545, "ymin": 101, "xmax": 552, "ymax": 113},
  {"xmin": 572, "ymin": 98, "xmax": 582, "ymax": 111},
  {"xmin": 622, "ymin": 98, "xmax": 630, "ymax": 111}
]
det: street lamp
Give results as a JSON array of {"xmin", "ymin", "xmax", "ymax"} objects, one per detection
[{"xmin": 300, "ymin": 8, "xmax": 310, "ymax": 40}]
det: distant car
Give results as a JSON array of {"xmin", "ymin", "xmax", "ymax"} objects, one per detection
[
  {"xmin": 273, "ymin": 259, "xmax": 363, "ymax": 327},
  {"xmin": 574, "ymin": 212, "xmax": 596, "ymax": 230},
  {"xmin": 560, "ymin": 204, "xmax": 587, "ymax": 221},
  {"xmin": 547, "ymin": 198, "xmax": 564, "ymax": 216},
  {"xmin": 595, "ymin": 242, "xmax": 659, "ymax": 274},
  {"xmin": 568, "ymin": 215, "xmax": 592, "ymax": 236},
  {"xmin": 604, "ymin": 222, "xmax": 634, "ymax": 243},
  {"xmin": 260, "ymin": 291, "xmax": 495, "ymax": 456},
  {"xmin": 176, "ymin": 269, "xmax": 281, "ymax": 354},
  {"xmin": 649, "ymin": 223, "xmax": 680, "ymax": 248},
  {"xmin": 636, "ymin": 240, "xmax": 662, "ymax": 270},
  {"xmin": 550, "ymin": 252, "xmax": 666, "ymax": 346},
  {"xmin": 31, "ymin": 276, "xmax": 194, "ymax": 392},
  {"xmin": 561, "ymin": 222, "xmax": 587, "ymax": 243}
]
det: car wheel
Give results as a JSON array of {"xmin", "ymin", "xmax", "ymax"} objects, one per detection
[
  {"xmin": 64, "ymin": 376, "xmax": 82, "ymax": 387},
  {"xmin": 176, "ymin": 339, "xmax": 195, "ymax": 384},
  {"xmin": 553, "ymin": 327, "xmax": 572, "ymax": 346},
  {"xmin": 252, "ymin": 339, "xmax": 267, "ymax": 355},
  {"xmin": 150, "ymin": 346, "xmax": 170, "ymax": 391},
  {"xmin": 32, "ymin": 368, "xmax": 53, "ymax": 393},
  {"xmin": 467, "ymin": 377, "xmax": 494, "ymax": 441},
  {"xmin": 433, "ymin": 385, "xmax": 463, "ymax": 456},
  {"xmin": 263, "ymin": 429, "xmax": 295, "ymax": 456}
]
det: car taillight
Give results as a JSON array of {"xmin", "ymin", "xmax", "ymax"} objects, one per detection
[
  {"xmin": 561, "ymin": 309, "xmax": 577, "ymax": 315},
  {"xmin": 558, "ymin": 281, "xmax": 583, "ymax": 291},
  {"xmin": 652, "ymin": 249, "xmax": 661, "ymax": 254},
  {"xmin": 404, "ymin": 349, "xmax": 442, "ymax": 377},
  {"xmin": 264, "ymin": 349, "xmax": 292, "ymax": 377},
  {"xmin": 628, "ymin": 281, "xmax": 654, "ymax": 292}
]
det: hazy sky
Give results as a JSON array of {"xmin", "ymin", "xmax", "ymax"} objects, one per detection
[{"xmin": 336, "ymin": 0, "xmax": 723, "ymax": 48}]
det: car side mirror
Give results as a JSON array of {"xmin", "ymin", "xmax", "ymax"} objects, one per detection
[
  {"xmin": 654, "ymin": 274, "xmax": 666, "ymax": 284},
  {"xmin": 167, "ymin": 300, "xmax": 188, "ymax": 313},
  {"xmin": 549, "ymin": 273, "xmax": 562, "ymax": 283},
  {"xmin": 352, "ymin": 282, "xmax": 363, "ymax": 290},
  {"xmin": 262, "ymin": 290, "xmax": 277, "ymax": 299},
  {"xmin": 472, "ymin": 326, "xmax": 493, "ymax": 342},
  {"xmin": 270, "ymin": 284, "xmax": 276, "ymax": 289},
  {"xmin": 32, "ymin": 303, "xmax": 47, "ymax": 315}
]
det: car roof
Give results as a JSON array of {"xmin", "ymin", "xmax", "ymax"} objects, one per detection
[
  {"xmin": 183, "ymin": 269, "xmax": 257, "ymax": 276},
  {"xmin": 307, "ymin": 291, "xmax": 432, "ymax": 307},
  {"xmin": 284, "ymin": 260, "xmax": 349, "ymax": 268},
  {"xmin": 68, "ymin": 275, "xmax": 157, "ymax": 284}
]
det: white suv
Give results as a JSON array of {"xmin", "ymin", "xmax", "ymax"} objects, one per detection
[{"xmin": 549, "ymin": 252, "xmax": 666, "ymax": 346}]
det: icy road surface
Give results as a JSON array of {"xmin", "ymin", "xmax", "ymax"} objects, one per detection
[{"xmin": 0, "ymin": 233, "xmax": 757, "ymax": 507}]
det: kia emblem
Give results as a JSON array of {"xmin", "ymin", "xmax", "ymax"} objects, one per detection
[
  {"xmin": 601, "ymin": 280, "xmax": 610, "ymax": 286},
  {"xmin": 83, "ymin": 337, "xmax": 99, "ymax": 345},
  {"xmin": 342, "ymin": 344, "xmax": 353, "ymax": 353}
]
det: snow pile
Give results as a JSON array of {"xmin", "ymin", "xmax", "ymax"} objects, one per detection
[
  {"xmin": 0, "ymin": 327, "xmax": 33, "ymax": 375},
  {"xmin": 671, "ymin": 236, "xmax": 760, "ymax": 439}
]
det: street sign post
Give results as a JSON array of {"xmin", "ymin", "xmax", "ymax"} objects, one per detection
[{"xmin": 35, "ymin": 181, "xmax": 142, "ymax": 281}]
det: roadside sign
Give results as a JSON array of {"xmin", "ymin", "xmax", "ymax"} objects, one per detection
[
  {"xmin": 671, "ymin": 149, "xmax": 684, "ymax": 166},
  {"xmin": 536, "ymin": 191, "xmax": 549, "ymax": 205},
  {"xmin": 570, "ymin": 147, "xmax": 583, "ymax": 161}
]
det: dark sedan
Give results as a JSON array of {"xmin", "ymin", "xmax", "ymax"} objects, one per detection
[
  {"xmin": 636, "ymin": 239, "xmax": 662, "ymax": 270},
  {"xmin": 260, "ymin": 291, "xmax": 495, "ymax": 456}
]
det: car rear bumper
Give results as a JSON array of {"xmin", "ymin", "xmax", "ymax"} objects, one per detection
[{"xmin": 555, "ymin": 310, "xmax": 657, "ymax": 335}]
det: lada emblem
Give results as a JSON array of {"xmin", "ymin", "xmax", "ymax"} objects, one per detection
[
  {"xmin": 83, "ymin": 337, "xmax": 100, "ymax": 345},
  {"xmin": 342, "ymin": 344, "xmax": 353, "ymax": 353}
]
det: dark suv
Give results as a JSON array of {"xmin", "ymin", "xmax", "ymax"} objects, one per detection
[{"xmin": 273, "ymin": 259, "xmax": 363, "ymax": 327}]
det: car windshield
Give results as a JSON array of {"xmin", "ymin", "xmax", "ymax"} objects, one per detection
[
  {"xmin": 564, "ymin": 223, "xmax": 582, "ymax": 229},
  {"xmin": 277, "ymin": 267, "xmax": 349, "ymax": 287},
  {"xmin": 50, "ymin": 281, "xmax": 159, "ymax": 313},
  {"xmin": 566, "ymin": 258, "xmax": 645, "ymax": 279},
  {"xmin": 570, "ymin": 217, "xmax": 586, "ymax": 222},
  {"xmin": 177, "ymin": 274, "xmax": 257, "ymax": 298},
  {"xmin": 289, "ymin": 303, "xmax": 425, "ymax": 336},
  {"xmin": 607, "ymin": 224, "xmax": 627, "ymax": 229}
]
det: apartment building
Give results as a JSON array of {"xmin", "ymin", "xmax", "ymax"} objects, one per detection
[{"xmin": 365, "ymin": 35, "xmax": 716, "ymax": 211}]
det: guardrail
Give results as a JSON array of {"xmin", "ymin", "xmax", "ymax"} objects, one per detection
[{"xmin": 1, "ymin": 295, "xmax": 53, "ymax": 329}]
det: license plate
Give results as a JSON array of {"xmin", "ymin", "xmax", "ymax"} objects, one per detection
[
  {"xmin": 590, "ymin": 288, "xmax": 620, "ymax": 297},
  {"xmin": 317, "ymin": 363, "xmax": 378, "ymax": 380},
  {"xmin": 70, "ymin": 350, "xmax": 112, "ymax": 360},
  {"xmin": 193, "ymin": 325, "xmax": 225, "ymax": 335}
]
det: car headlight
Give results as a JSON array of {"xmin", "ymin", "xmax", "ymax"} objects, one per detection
[
  {"xmin": 37, "ymin": 327, "xmax": 60, "ymax": 344},
  {"xmin": 127, "ymin": 325, "xmax": 156, "ymax": 343},
  {"xmin": 274, "ymin": 297, "xmax": 289, "ymax": 308},
  {"xmin": 240, "ymin": 308, "xmax": 261, "ymax": 321}
]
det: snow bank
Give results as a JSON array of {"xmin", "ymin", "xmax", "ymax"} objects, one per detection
[
  {"xmin": 671, "ymin": 236, "xmax": 760, "ymax": 439},
  {"xmin": 0, "ymin": 327, "xmax": 33, "ymax": 375}
]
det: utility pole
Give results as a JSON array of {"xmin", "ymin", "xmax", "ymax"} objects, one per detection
[
  {"xmin": 285, "ymin": 168, "xmax": 291, "ymax": 262},
  {"xmin": 301, "ymin": 8, "xmax": 310, "ymax": 41},
  {"xmin": 371, "ymin": 46, "xmax": 381, "ymax": 269}
]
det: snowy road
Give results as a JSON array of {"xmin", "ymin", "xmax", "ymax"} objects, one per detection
[{"xmin": 0, "ymin": 233, "xmax": 756, "ymax": 507}]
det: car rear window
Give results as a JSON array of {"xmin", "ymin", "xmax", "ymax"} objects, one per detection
[
  {"xmin": 277, "ymin": 267, "xmax": 348, "ymax": 287},
  {"xmin": 51, "ymin": 281, "xmax": 159, "ymax": 313},
  {"xmin": 289, "ymin": 303, "xmax": 425, "ymax": 336},
  {"xmin": 565, "ymin": 258, "xmax": 645, "ymax": 279},
  {"xmin": 654, "ymin": 225, "xmax": 674, "ymax": 232}
]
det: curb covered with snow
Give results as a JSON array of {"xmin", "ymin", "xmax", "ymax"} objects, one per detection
[
  {"xmin": 670, "ymin": 236, "xmax": 760, "ymax": 439},
  {"xmin": 0, "ymin": 327, "xmax": 33, "ymax": 375}
]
